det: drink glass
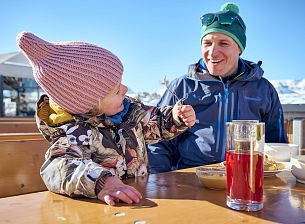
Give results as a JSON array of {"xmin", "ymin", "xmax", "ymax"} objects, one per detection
[{"xmin": 226, "ymin": 120, "xmax": 265, "ymax": 211}]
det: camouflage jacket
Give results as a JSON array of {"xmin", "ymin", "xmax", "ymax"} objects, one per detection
[{"xmin": 37, "ymin": 96, "xmax": 188, "ymax": 198}]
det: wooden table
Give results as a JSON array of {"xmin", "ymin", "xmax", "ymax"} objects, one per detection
[{"xmin": 0, "ymin": 168, "xmax": 304, "ymax": 224}]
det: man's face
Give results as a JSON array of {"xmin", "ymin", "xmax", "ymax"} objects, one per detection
[{"xmin": 201, "ymin": 32, "xmax": 241, "ymax": 77}]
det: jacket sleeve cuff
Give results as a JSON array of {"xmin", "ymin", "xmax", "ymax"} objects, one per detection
[{"xmin": 95, "ymin": 172, "xmax": 113, "ymax": 195}]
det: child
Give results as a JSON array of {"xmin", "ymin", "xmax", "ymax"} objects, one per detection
[{"xmin": 17, "ymin": 32, "xmax": 196, "ymax": 206}]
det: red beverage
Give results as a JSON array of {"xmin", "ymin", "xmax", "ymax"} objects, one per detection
[{"xmin": 226, "ymin": 150, "xmax": 264, "ymax": 203}]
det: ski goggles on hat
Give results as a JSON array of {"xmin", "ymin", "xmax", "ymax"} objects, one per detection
[{"xmin": 200, "ymin": 11, "xmax": 246, "ymax": 30}]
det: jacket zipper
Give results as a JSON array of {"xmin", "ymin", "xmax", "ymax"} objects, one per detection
[{"xmin": 222, "ymin": 83, "xmax": 229, "ymax": 161}]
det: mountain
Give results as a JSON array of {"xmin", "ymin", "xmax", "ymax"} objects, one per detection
[
  {"xmin": 128, "ymin": 79, "xmax": 305, "ymax": 106},
  {"xmin": 270, "ymin": 79, "xmax": 305, "ymax": 104}
]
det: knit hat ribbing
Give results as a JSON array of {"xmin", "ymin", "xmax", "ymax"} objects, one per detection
[
  {"xmin": 16, "ymin": 32, "xmax": 123, "ymax": 114},
  {"xmin": 200, "ymin": 2, "xmax": 246, "ymax": 53}
]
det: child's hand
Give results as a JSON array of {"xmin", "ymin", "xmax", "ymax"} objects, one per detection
[
  {"xmin": 97, "ymin": 176, "xmax": 142, "ymax": 206},
  {"xmin": 176, "ymin": 105, "xmax": 196, "ymax": 127}
]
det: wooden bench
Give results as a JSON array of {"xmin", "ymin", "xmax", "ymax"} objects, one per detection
[
  {"xmin": 0, "ymin": 122, "xmax": 39, "ymax": 133},
  {"xmin": 0, "ymin": 133, "xmax": 43, "ymax": 141},
  {"xmin": 0, "ymin": 117, "xmax": 35, "ymax": 122},
  {"xmin": 0, "ymin": 139, "xmax": 50, "ymax": 198}
]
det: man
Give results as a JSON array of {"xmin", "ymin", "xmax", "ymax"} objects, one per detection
[{"xmin": 148, "ymin": 2, "xmax": 288, "ymax": 173}]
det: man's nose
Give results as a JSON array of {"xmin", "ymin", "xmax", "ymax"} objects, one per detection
[{"xmin": 208, "ymin": 43, "xmax": 219, "ymax": 57}]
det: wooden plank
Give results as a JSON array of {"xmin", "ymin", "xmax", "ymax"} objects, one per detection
[
  {"xmin": 0, "ymin": 139, "xmax": 49, "ymax": 197},
  {"xmin": 0, "ymin": 117, "xmax": 35, "ymax": 122},
  {"xmin": 0, "ymin": 122, "xmax": 39, "ymax": 133},
  {"xmin": 0, "ymin": 133, "xmax": 43, "ymax": 141},
  {"xmin": 284, "ymin": 119, "xmax": 293, "ymax": 143}
]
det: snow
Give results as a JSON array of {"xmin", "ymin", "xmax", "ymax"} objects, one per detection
[{"xmin": 127, "ymin": 79, "xmax": 305, "ymax": 106}]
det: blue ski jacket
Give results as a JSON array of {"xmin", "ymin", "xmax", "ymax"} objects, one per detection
[{"xmin": 148, "ymin": 58, "xmax": 288, "ymax": 173}]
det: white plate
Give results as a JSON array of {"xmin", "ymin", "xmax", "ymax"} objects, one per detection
[{"xmin": 264, "ymin": 162, "xmax": 291, "ymax": 178}]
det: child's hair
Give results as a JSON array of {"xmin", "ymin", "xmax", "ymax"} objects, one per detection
[
  {"xmin": 88, "ymin": 99, "xmax": 103, "ymax": 116},
  {"xmin": 17, "ymin": 32, "xmax": 124, "ymax": 115}
]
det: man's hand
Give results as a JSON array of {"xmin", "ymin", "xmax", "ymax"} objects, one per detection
[
  {"xmin": 175, "ymin": 105, "xmax": 196, "ymax": 127},
  {"xmin": 97, "ymin": 176, "xmax": 142, "ymax": 206}
]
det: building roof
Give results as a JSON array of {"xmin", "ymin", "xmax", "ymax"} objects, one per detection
[
  {"xmin": 282, "ymin": 104, "xmax": 305, "ymax": 113},
  {"xmin": 0, "ymin": 51, "xmax": 33, "ymax": 79}
]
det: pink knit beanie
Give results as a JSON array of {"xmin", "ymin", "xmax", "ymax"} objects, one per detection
[{"xmin": 16, "ymin": 32, "xmax": 123, "ymax": 114}]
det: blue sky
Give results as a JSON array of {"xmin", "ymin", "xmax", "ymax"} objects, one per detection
[{"xmin": 2, "ymin": 0, "xmax": 305, "ymax": 93}]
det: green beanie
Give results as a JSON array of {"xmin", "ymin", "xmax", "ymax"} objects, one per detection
[{"xmin": 200, "ymin": 2, "xmax": 246, "ymax": 53}]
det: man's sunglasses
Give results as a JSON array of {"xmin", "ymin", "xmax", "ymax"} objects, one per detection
[{"xmin": 200, "ymin": 11, "xmax": 246, "ymax": 31}]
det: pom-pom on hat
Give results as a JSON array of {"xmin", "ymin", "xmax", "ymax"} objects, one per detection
[
  {"xmin": 200, "ymin": 2, "xmax": 246, "ymax": 53},
  {"xmin": 16, "ymin": 32, "xmax": 123, "ymax": 114}
]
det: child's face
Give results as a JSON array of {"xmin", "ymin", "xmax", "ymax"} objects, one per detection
[{"xmin": 97, "ymin": 82, "xmax": 128, "ymax": 116}]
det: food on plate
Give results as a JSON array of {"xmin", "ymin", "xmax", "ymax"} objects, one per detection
[{"xmin": 264, "ymin": 154, "xmax": 286, "ymax": 171}]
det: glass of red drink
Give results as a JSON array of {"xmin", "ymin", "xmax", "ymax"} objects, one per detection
[{"xmin": 226, "ymin": 120, "xmax": 265, "ymax": 211}]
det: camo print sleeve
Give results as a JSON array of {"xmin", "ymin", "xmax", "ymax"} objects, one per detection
[
  {"xmin": 142, "ymin": 104, "xmax": 188, "ymax": 144},
  {"xmin": 40, "ymin": 125, "xmax": 112, "ymax": 198}
]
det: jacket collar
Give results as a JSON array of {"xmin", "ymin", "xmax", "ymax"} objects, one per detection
[
  {"xmin": 189, "ymin": 58, "xmax": 263, "ymax": 82},
  {"xmin": 73, "ymin": 98, "xmax": 147, "ymax": 129}
]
